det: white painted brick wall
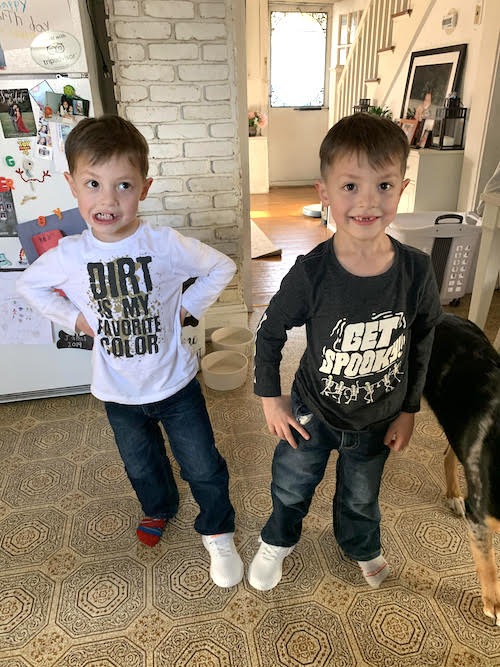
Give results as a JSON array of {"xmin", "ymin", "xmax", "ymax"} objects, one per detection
[
  {"xmin": 202, "ymin": 45, "xmax": 227, "ymax": 61},
  {"xmin": 119, "ymin": 64, "xmax": 175, "ymax": 81},
  {"xmin": 190, "ymin": 210, "xmax": 236, "ymax": 226},
  {"xmin": 158, "ymin": 124, "xmax": 207, "ymax": 140},
  {"xmin": 149, "ymin": 44, "xmax": 198, "ymax": 61},
  {"xmin": 204, "ymin": 85, "xmax": 230, "ymax": 101},
  {"xmin": 107, "ymin": 0, "xmax": 245, "ymax": 310},
  {"xmin": 183, "ymin": 104, "xmax": 231, "ymax": 120},
  {"xmin": 211, "ymin": 158, "xmax": 238, "ymax": 173},
  {"xmin": 178, "ymin": 64, "xmax": 229, "ymax": 82},
  {"xmin": 151, "ymin": 85, "xmax": 201, "ymax": 103},
  {"xmin": 114, "ymin": 21, "xmax": 172, "ymax": 39},
  {"xmin": 184, "ymin": 141, "xmax": 233, "ymax": 158},
  {"xmin": 200, "ymin": 3, "xmax": 226, "ymax": 19},
  {"xmin": 187, "ymin": 175, "xmax": 234, "ymax": 192},
  {"xmin": 175, "ymin": 22, "xmax": 226, "ymax": 41},
  {"xmin": 143, "ymin": 0, "xmax": 194, "ymax": 19},
  {"xmin": 160, "ymin": 161, "xmax": 210, "ymax": 176},
  {"xmin": 114, "ymin": 1, "xmax": 139, "ymax": 16}
]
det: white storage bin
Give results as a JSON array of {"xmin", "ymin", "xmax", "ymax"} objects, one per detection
[{"xmin": 387, "ymin": 212, "xmax": 482, "ymax": 305}]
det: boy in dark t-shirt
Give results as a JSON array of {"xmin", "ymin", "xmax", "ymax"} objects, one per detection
[{"xmin": 248, "ymin": 113, "xmax": 442, "ymax": 591}]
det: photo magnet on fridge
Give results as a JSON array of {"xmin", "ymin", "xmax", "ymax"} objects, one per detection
[
  {"xmin": 0, "ymin": 89, "xmax": 36, "ymax": 138},
  {"xmin": 29, "ymin": 80, "xmax": 54, "ymax": 112},
  {"xmin": 0, "ymin": 189, "xmax": 18, "ymax": 237},
  {"xmin": 16, "ymin": 207, "xmax": 87, "ymax": 264}
]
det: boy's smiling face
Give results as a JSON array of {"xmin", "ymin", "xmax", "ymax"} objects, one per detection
[
  {"xmin": 316, "ymin": 151, "xmax": 409, "ymax": 245},
  {"xmin": 65, "ymin": 154, "xmax": 152, "ymax": 243}
]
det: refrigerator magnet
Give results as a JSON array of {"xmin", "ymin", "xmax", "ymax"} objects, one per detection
[{"xmin": 30, "ymin": 31, "xmax": 81, "ymax": 71}]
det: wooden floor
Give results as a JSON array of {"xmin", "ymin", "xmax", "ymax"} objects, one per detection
[{"xmin": 250, "ymin": 186, "xmax": 332, "ymax": 306}]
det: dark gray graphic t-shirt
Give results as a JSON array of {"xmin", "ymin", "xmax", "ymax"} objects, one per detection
[{"xmin": 254, "ymin": 237, "xmax": 442, "ymax": 431}]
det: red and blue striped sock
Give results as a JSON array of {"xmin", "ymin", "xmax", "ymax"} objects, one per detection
[{"xmin": 136, "ymin": 517, "xmax": 166, "ymax": 547}]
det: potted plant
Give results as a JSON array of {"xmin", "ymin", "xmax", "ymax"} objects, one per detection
[{"xmin": 248, "ymin": 110, "xmax": 267, "ymax": 136}]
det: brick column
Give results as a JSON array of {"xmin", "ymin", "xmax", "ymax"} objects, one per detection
[{"xmin": 105, "ymin": 0, "xmax": 248, "ymax": 326}]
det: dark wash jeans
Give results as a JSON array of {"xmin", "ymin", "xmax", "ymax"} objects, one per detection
[
  {"xmin": 261, "ymin": 384, "xmax": 390, "ymax": 561},
  {"xmin": 105, "ymin": 377, "xmax": 235, "ymax": 535}
]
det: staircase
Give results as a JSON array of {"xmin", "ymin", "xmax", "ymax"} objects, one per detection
[{"xmin": 331, "ymin": 0, "xmax": 436, "ymax": 124}]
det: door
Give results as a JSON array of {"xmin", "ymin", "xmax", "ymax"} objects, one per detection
[{"xmin": 268, "ymin": 6, "xmax": 331, "ymax": 186}]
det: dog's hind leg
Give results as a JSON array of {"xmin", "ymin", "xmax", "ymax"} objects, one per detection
[
  {"xmin": 444, "ymin": 445, "xmax": 466, "ymax": 517},
  {"xmin": 468, "ymin": 519, "xmax": 500, "ymax": 625}
]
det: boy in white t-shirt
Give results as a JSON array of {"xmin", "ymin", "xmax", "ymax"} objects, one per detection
[{"xmin": 17, "ymin": 115, "xmax": 243, "ymax": 588}]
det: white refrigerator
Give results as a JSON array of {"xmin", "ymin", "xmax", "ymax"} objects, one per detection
[{"xmin": 0, "ymin": 0, "xmax": 103, "ymax": 401}]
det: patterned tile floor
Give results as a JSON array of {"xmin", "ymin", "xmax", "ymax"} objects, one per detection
[{"xmin": 0, "ymin": 299, "xmax": 499, "ymax": 666}]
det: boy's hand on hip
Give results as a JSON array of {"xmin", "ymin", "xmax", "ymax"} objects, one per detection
[
  {"xmin": 384, "ymin": 411, "xmax": 415, "ymax": 452},
  {"xmin": 261, "ymin": 395, "xmax": 310, "ymax": 449},
  {"xmin": 75, "ymin": 312, "xmax": 94, "ymax": 338}
]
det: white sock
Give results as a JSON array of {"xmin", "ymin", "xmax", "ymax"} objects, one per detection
[{"xmin": 358, "ymin": 555, "xmax": 389, "ymax": 588}]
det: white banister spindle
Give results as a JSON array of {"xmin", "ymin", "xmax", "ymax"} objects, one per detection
[{"xmin": 333, "ymin": 0, "xmax": 410, "ymax": 123}]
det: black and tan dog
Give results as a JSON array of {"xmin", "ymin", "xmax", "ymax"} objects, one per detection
[{"xmin": 424, "ymin": 312, "xmax": 500, "ymax": 625}]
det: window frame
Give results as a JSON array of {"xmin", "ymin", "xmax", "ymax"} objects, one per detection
[
  {"xmin": 268, "ymin": 4, "xmax": 332, "ymax": 110},
  {"xmin": 336, "ymin": 10, "xmax": 362, "ymax": 67}
]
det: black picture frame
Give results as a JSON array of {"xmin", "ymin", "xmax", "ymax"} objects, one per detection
[{"xmin": 400, "ymin": 44, "xmax": 467, "ymax": 121}]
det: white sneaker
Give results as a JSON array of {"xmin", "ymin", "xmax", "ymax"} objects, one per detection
[
  {"xmin": 248, "ymin": 537, "xmax": 295, "ymax": 591},
  {"xmin": 202, "ymin": 532, "xmax": 244, "ymax": 588}
]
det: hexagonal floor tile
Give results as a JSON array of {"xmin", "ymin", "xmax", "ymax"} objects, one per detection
[
  {"xmin": 413, "ymin": 411, "xmax": 448, "ymax": 451},
  {"xmin": 0, "ymin": 428, "xmax": 18, "ymax": 458},
  {"xmin": 207, "ymin": 398, "xmax": 265, "ymax": 435},
  {"xmin": 155, "ymin": 619, "xmax": 251, "ymax": 666},
  {"xmin": 57, "ymin": 558, "xmax": 145, "ymax": 637},
  {"xmin": 395, "ymin": 507, "xmax": 473, "ymax": 571},
  {"xmin": 217, "ymin": 432, "xmax": 274, "ymax": 478},
  {"xmin": 2, "ymin": 459, "xmax": 76, "ymax": 508},
  {"xmin": 0, "ymin": 402, "xmax": 30, "ymax": 428},
  {"xmin": 380, "ymin": 457, "xmax": 441, "ymax": 508},
  {"xmin": 70, "ymin": 498, "xmax": 138, "ymax": 555},
  {"xmin": 348, "ymin": 586, "xmax": 449, "ymax": 666},
  {"xmin": 153, "ymin": 544, "xmax": 237, "ymax": 619},
  {"xmin": 0, "ymin": 508, "xmax": 66, "ymax": 570},
  {"xmin": 435, "ymin": 571, "xmax": 500, "ymax": 658},
  {"xmin": 241, "ymin": 534, "xmax": 325, "ymax": 600},
  {"xmin": 86, "ymin": 416, "xmax": 117, "ymax": 451},
  {"xmin": 79, "ymin": 452, "xmax": 132, "ymax": 498},
  {"xmin": 18, "ymin": 420, "xmax": 84, "ymax": 459},
  {"xmin": 27, "ymin": 395, "xmax": 89, "ymax": 422},
  {"xmin": 318, "ymin": 523, "xmax": 405, "ymax": 587},
  {"xmin": 53, "ymin": 638, "xmax": 146, "ymax": 666},
  {"xmin": 254, "ymin": 601, "xmax": 354, "ymax": 667},
  {"xmin": 230, "ymin": 476, "xmax": 273, "ymax": 531},
  {"xmin": 0, "ymin": 571, "xmax": 54, "ymax": 651}
]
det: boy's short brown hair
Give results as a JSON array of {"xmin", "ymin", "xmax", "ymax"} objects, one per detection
[
  {"xmin": 65, "ymin": 114, "xmax": 149, "ymax": 179},
  {"xmin": 319, "ymin": 112, "xmax": 409, "ymax": 179}
]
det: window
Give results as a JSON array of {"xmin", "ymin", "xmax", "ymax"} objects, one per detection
[
  {"xmin": 337, "ymin": 11, "xmax": 362, "ymax": 66},
  {"xmin": 270, "ymin": 10, "xmax": 328, "ymax": 108}
]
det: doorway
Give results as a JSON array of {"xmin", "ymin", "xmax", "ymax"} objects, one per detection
[{"xmin": 267, "ymin": 6, "xmax": 331, "ymax": 186}]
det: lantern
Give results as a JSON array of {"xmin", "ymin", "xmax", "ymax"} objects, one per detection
[
  {"xmin": 431, "ymin": 94, "xmax": 467, "ymax": 150},
  {"xmin": 353, "ymin": 98, "xmax": 371, "ymax": 113}
]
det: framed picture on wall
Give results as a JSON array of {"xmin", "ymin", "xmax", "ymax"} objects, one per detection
[{"xmin": 400, "ymin": 44, "xmax": 467, "ymax": 122}]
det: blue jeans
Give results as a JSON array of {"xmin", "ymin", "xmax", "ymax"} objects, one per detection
[
  {"xmin": 261, "ymin": 385, "xmax": 390, "ymax": 561},
  {"xmin": 105, "ymin": 378, "xmax": 235, "ymax": 535}
]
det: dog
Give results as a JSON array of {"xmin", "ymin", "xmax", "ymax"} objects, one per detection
[{"xmin": 423, "ymin": 312, "xmax": 500, "ymax": 625}]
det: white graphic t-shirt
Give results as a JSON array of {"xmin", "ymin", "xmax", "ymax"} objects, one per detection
[
  {"xmin": 254, "ymin": 236, "xmax": 442, "ymax": 431},
  {"xmin": 17, "ymin": 223, "xmax": 236, "ymax": 404}
]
